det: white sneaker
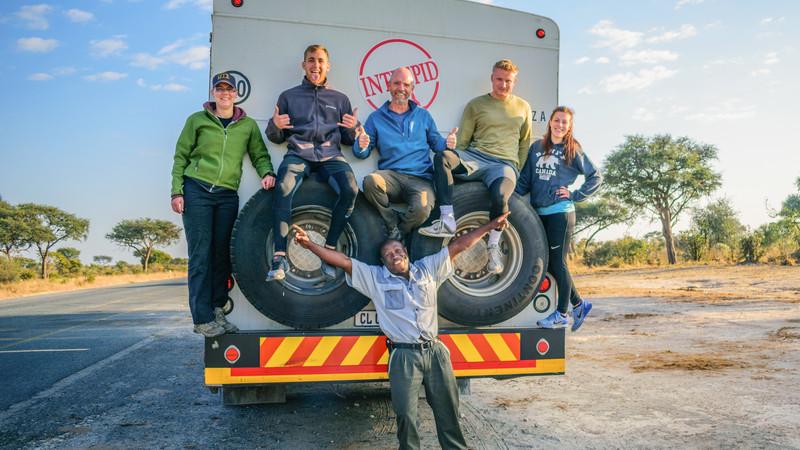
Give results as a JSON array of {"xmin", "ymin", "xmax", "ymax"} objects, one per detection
[
  {"xmin": 487, "ymin": 244, "xmax": 504, "ymax": 274},
  {"xmin": 418, "ymin": 219, "xmax": 456, "ymax": 238}
]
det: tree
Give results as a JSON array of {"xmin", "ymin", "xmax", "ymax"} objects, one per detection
[
  {"xmin": 133, "ymin": 248, "xmax": 172, "ymax": 267},
  {"xmin": 106, "ymin": 219, "xmax": 181, "ymax": 272},
  {"xmin": 93, "ymin": 255, "xmax": 113, "ymax": 265},
  {"xmin": 690, "ymin": 198, "xmax": 745, "ymax": 260},
  {"xmin": 604, "ymin": 134, "xmax": 721, "ymax": 264},
  {"xmin": 0, "ymin": 201, "xmax": 39, "ymax": 261},
  {"xmin": 53, "ymin": 247, "xmax": 83, "ymax": 276},
  {"xmin": 777, "ymin": 177, "xmax": 800, "ymax": 242},
  {"xmin": 574, "ymin": 194, "xmax": 633, "ymax": 255},
  {"xmin": 17, "ymin": 204, "xmax": 89, "ymax": 279}
]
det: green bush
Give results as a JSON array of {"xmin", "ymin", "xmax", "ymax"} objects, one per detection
[
  {"xmin": 740, "ymin": 230, "xmax": 765, "ymax": 263},
  {"xmin": 0, "ymin": 259, "xmax": 20, "ymax": 283},
  {"xmin": 584, "ymin": 237, "xmax": 652, "ymax": 267}
]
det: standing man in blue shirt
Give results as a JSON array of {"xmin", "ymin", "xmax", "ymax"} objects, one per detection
[
  {"xmin": 290, "ymin": 211, "xmax": 510, "ymax": 450},
  {"xmin": 355, "ymin": 67, "xmax": 457, "ymax": 242}
]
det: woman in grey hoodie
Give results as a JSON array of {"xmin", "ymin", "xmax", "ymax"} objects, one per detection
[{"xmin": 515, "ymin": 106, "xmax": 602, "ymax": 331}]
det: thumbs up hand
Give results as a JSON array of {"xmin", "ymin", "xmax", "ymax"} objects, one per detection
[
  {"xmin": 272, "ymin": 105, "xmax": 293, "ymax": 129},
  {"xmin": 356, "ymin": 125, "xmax": 369, "ymax": 149},
  {"xmin": 446, "ymin": 127, "xmax": 458, "ymax": 150}
]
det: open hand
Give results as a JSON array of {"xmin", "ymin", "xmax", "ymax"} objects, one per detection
[
  {"xmin": 291, "ymin": 224, "xmax": 311, "ymax": 249},
  {"xmin": 272, "ymin": 105, "xmax": 293, "ymax": 129},
  {"xmin": 337, "ymin": 107, "xmax": 358, "ymax": 129},
  {"xmin": 488, "ymin": 211, "xmax": 510, "ymax": 231}
]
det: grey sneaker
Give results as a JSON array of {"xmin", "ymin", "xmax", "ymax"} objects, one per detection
[
  {"xmin": 418, "ymin": 219, "xmax": 456, "ymax": 238},
  {"xmin": 387, "ymin": 226, "xmax": 403, "ymax": 242},
  {"xmin": 266, "ymin": 255, "xmax": 289, "ymax": 282},
  {"xmin": 320, "ymin": 260, "xmax": 337, "ymax": 280},
  {"xmin": 193, "ymin": 321, "xmax": 225, "ymax": 337},
  {"xmin": 214, "ymin": 307, "xmax": 238, "ymax": 333},
  {"xmin": 487, "ymin": 244, "xmax": 503, "ymax": 274}
]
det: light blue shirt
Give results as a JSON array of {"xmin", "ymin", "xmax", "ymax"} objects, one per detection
[
  {"xmin": 537, "ymin": 200, "xmax": 575, "ymax": 216},
  {"xmin": 346, "ymin": 248, "xmax": 453, "ymax": 343}
]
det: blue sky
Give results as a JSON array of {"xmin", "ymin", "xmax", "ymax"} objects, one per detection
[{"xmin": 0, "ymin": 0, "xmax": 798, "ymax": 263}]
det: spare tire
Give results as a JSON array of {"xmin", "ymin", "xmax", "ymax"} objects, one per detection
[
  {"xmin": 230, "ymin": 178, "xmax": 384, "ymax": 329},
  {"xmin": 409, "ymin": 182, "xmax": 548, "ymax": 326}
]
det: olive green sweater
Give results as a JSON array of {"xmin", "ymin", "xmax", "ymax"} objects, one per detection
[
  {"xmin": 171, "ymin": 102, "xmax": 273, "ymax": 196},
  {"xmin": 455, "ymin": 94, "xmax": 533, "ymax": 169}
]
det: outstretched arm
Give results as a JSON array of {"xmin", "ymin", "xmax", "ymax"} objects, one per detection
[
  {"xmin": 291, "ymin": 224, "xmax": 353, "ymax": 275},
  {"xmin": 447, "ymin": 211, "xmax": 510, "ymax": 261}
]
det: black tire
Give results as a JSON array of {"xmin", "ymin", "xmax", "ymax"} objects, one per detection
[
  {"xmin": 409, "ymin": 182, "xmax": 548, "ymax": 326},
  {"xmin": 230, "ymin": 178, "xmax": 385, "ymax": 329}
]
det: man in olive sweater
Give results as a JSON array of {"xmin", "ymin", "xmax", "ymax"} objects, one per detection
[{"xmin": 419, "ymin": 59, "xmax": 532, "ymax": 274}]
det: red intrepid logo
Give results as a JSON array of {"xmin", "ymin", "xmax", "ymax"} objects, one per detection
[{"xmin": 358, "ymin": 39, "xmax": 440, "ymax": 110}]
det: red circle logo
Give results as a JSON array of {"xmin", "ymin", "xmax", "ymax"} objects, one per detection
[
  {"xmin": 536, "ymin": 338, "xmax": 550, "ymax": 356},
  {"xmin": 224, "ymin": 345, "xmax": 240, "ymax": 364},
  {"xmin": 358, "ymin": 39, "xmax": 440, "ymax": 110}
]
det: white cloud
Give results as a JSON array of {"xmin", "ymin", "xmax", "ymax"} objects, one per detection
[
  {"xmin": 131, "ymin": 53, "xmax": 166, "ymax": 70},
  {"xmin": 164, "ymin": 0, "xmax": 212, "ymax": 11},
  {"xmin": 589, "ymin": 20, "xmax": 642, "ymax": 51},
  {"xmin": 575, "ymin": 57, "xmax": 590, "ymax": 65},
  {"xmin": 137, "ymin": 78, "xmax": 189, "ymax": 92},
  {"xmin": 632, "ymin": 107, "xmax": 655, "ymax": 122},
  {"xmin": 760, "ymin": 17, "xmax": 785, "ymax": 25},
  {"xmin": 28, "ymin": 72, "xmax": 54, "ymax": 81},
  {"xmin": 675, "ymin": 0, "xmax": 703, "ymax": 10},
  {"xmin": 620, "ymin": 49, "xmax": 679, "ymax": 65},
  {"xmin": 65, "ymin": 9, "xmax": 94, "ymax": 23},
  {"xmin": 90, "ymin": 36, "xmax": 128, "ymax": 57},
  {"xmin": 763, "ymin": 52, "xmax": 779, "ymax": 65},
  {"xmin": 685, "ymin": 99, "xmax": 755, "ymax": 122},
  {"xmin": 84, "ymin": 71, "xmax": 128, "ymax": 81},
  {"xmin": 577, "ymin": 86, "xmax": 593, "ymax": 95},
  {"xmin": 599, "ymin": 66, "xmax": 677, "ymax": 93},
  {"xmin": 595, "ymin": 57, "xmax": 610, "ymax": 64},
  {"xmin": 53, "ymin": 67, "xmax": 77, "ymax": 76},
  {"xmin": 751, "ymin": 68, "xmax": 771, "ymax": 77},
  {"xmin": 646, "ymin": 25, "xmax": 697, "ymax": 44},
  {"xmin": 169, "ymin": 46, "xmax": 209, "ymax": 70},
  {"xmin": 17, "ymin": 37, "xmax": 59, "ymax": 53},
  {"xmin": 16, "ymin": 4, "xmax": 52, "ymax": 30}
]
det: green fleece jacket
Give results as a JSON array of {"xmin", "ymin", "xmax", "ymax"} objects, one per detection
[{"xmin": 171, "ymin": 102, "xmax": 273, "ymax": 196}]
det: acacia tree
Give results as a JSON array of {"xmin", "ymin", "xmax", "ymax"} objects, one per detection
[
  {"xmin": 93, "ymin": 255, "xmax": 113, "ymax": 265},
  {"xmin": 574, "ymin": 194, "xmax": 633, "ymax": 255},
  {"xmin": 691, "ymin": 198, "xmax": 745, "ymax": 260},
  {"xmin": 17, "ymin": 204, "xmax": 90, "ymax": 278},
  {"xmin": 0, "ymin": 201, "xmax": 39, "ymax": 261},
  {"xmin": 106, "ymin": 219, "xmax": 181, "ymax": 272},
  {"xmin": 778, "ymin": 177, "xmax": 800, "ymax": 243},
  {"xmin": 604, "ymin": 134, "xmax": 721, "ymax": 264}
]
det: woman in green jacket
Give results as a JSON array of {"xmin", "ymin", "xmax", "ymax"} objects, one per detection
[{"xmin": 170, "ymin": 72, "xmax": 275, "ymax": 337}]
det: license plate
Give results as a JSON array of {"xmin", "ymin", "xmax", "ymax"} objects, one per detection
[{"xmin": 354, "ymin": 311, "xmax": 380, "ymax": 327}]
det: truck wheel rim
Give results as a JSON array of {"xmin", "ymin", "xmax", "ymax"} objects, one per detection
[{"xmin": 446, "ymin": 211, "xmax": 524, "ymax": 297}]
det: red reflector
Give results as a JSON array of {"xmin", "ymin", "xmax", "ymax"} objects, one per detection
[
  {"xmin": 536, "ymin": 338, "xmax": 550, "ymax": 355},
  {"xmin": 231, "ymin": 0, "xmax": 243, "ymax": 7},
  {"xmin": 227, "ymin": 276, "xmax": 235, "ymax": 291},
  {"xmin": 539, "ymin": 277, "xmax": 551, "ymax": 292},
  {"xmin": 224, "ymin": 345, "xmax": 241, "ymax": 364},
  {"xmin": 536, "ymin": 28, "xmax": 546, "ymax": 39}
]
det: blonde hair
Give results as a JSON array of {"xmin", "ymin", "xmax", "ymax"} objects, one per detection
[
  {"xmin": 304, "ymin": 44, "xmax": 329, "ymax": 60},
  {"xmin": 493, "ymin": 59, "xmax": 518, "ymax": 74}
]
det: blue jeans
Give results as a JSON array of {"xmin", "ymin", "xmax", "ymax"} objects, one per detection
[
  {"xmin": 182, "ymin": 176, "xmax": 238, "ymax": 324},
  {"xmin": 272, "ymin": 155, "xmax": 358, "ymax": 252}
]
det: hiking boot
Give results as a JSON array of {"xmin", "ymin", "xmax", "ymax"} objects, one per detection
[
  {"xmin": 537, "ymin": 311, "xmax": 568, "ymax": 329},
  {"xmin": 214, "ymin": 307, "xmax": 239, "ymax": 333},
  {"xmin": 387, "ymin": 226, "xmax": 404, "ymax": 242},
  {"xmin": 266, "ymin": 255, "xmax": 289, "ymax": 282},
  {"xmin": 193, "ymin": 321, "xmax": 225, "ymax": 337},
  {"xmin": 486, "ymin": 244, "xmax": 504, "ymax": 274},
  {"xmin": 571, "ymin": 300, "xmax": 593, "ymax": 332},
  {"xmin": 418, "ymin": 219, "xmax": 456, "ymax": 238},
  {"xmin": 320, "ymin": 260, "xmax": 337, "ymax": 280}
]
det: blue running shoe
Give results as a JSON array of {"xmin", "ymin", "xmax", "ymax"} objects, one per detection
[
  {"xmin": 571, "ymin": 300, "xmax": 593, "ymax": 332},
  {"xmin": 537, "ymin": 311, "xmax": 568, "ymax": 329}
]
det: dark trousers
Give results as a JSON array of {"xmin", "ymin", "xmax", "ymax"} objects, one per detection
[
  {"xmin": 388, "ymin": 341, "xmax": 468, "ymax": 450},
  {"xmin": 273, "ymin": 155, "xmax": 358, "ymax": 252},
  {"xmin": 432, "ymin": 149, "xmax": 514, "ymax": 218},
  {"xmin": 182, "ymin": 177, "xmax": 238, "ymax": 324},
  {"xmin": 540, "ymin": 211, "xmax": 582, "ymax": 314}
]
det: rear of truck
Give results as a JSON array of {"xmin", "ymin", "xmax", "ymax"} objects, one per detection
[{"xmin": 204, "ymin": 0, "xmax": 563, "ymax": 403}]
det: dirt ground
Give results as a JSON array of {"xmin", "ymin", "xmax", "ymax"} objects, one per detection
[
  {"xmin": 463, "ymin": 264, "xmax": 800, "ymax": 449},
  {"xmin": 0, "ymin": 271, "xmax": 187, "ymax": 300}
]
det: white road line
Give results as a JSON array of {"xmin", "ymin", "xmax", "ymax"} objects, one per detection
[{"xmin": 0, "ymin": 348, "xmax": 89, "ymax": 354}]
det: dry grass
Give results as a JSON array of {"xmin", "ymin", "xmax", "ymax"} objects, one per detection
[
  {"xmin": 624, "ymin": 350, "xmax": 750, "ymax": 372},
  {"xmin": 0, "ymin": 271, "xmax": 187, "ymax": 300}
]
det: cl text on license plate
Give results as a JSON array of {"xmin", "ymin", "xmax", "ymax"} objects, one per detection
[{"xmin": 354, "ymin": 311, "xmax": 379, "ymax": 327}]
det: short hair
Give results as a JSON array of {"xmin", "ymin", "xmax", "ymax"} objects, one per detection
[
  {"xmin": 304, "ymin": 44, "xmax": 329, "ymax": 60},
  {"xmin": 493, "ymin": 59, "xmax": 518, "ymax": 74},
  {"xmin": 379, "ymin": 239, "xmax": 404, "ymax": 260}
]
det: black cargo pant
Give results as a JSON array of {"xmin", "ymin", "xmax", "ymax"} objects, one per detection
[{"xmin": 182, "ymin": 176, "xmax": 238, "ymax": 325}]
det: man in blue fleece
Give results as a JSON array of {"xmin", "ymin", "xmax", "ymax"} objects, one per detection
[
  {"xmin": 265, "ymin": 44, "xmax": 360, "ymax": 282},
  {"xmin": 355, "ymin": 67, "xmax": 457, "ymax": 242}
]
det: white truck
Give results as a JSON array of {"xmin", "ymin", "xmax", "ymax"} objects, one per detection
[{"xmin": 204, "ymin": 0, "xmax": 564, "ymax": 405}]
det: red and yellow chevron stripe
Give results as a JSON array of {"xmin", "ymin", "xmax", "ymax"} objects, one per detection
[{"xmin": 205, "ymin": 332, "xmax": 564, "ymax": 385}]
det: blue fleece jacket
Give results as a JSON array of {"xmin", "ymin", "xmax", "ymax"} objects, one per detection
[
  {"xmin": 266, "ymin": 77, "xmax": 357, "ymax": 162},
  {"xmin": 353, "ymin": 100, "xmax": 447, "ymax": 179},
  {"xmin": 515, "ymin": 139, "xmax": 603, "ymax": 212}
]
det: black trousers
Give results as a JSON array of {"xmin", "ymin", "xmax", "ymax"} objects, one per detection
[
  {"xmin": 431, "ymin": 149, "xmax": 514, "ymax": 219},
  {"xmin": 540, "ymin": 211, "xmax": 582, "ymax": 314},
  {"xmin": 182, "ymin": 177, "xmax": 238, "ymax": 324}
]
